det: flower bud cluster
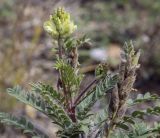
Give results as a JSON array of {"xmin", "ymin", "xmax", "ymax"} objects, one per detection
[{"xmin": 44, "ymin": 7, "xmax": 77, "ymax": 39}]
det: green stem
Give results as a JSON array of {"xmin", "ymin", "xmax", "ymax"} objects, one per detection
[
  {"xmin": 58, "ymin": 35, "xmax": 63, "ymax": 59},
  {"xmin": 57, "ymin": 35, "xmax": 77, "ymax": 122},
  {"xmin": 106, "ymin": 109, "xmax": 118, "ymax": 138},
  {"xmin": 57, "ymin": 35, "xmax": 68, "ymax": 106}
]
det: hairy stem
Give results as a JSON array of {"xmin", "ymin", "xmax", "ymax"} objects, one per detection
[
  {"xmin": 58, "ymin": 35, "xmax": 63, "ymax": 59},
  {"xmin": 105, "ymin": 111, "xmax": 117, "ymax": 138},
  {"xmin": 57, "ymin": 35, "xmax": 69, "ymax": 108}
]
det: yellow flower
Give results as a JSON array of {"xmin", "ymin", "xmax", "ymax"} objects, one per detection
[{"xmin": 43, "ymin": 7, "xmax": 77, "ymax": 39}]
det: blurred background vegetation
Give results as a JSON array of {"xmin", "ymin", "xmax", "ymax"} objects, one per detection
[{"xmin": 0, "ymin": 0, "xmax": 160, "ymax": 137}]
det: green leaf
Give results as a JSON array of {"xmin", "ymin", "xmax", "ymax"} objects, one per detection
[
  {"xmin": 132, "ymin": 111, "xmax": 145, "ymax": 119},
  {"xmin": 64, "ymin": 37, "xmax": 76, "ymax": 51},
  {"xmin": 131, "ymin": 106, "xmax": 160, "ymax": 120},
  {"xmin": 55, "ymin": 59, "xmax": 83, "ymax": 95},
  {"xmin": 0, "ymin": 112, "xmax": 48, "ymax": 137},
  {"xmin": 7, "ymin": 86, "xmax": 72, "ymax": 128},
  {"xmin": 32, "ymin": 83, "xmax": 72, "ymax": 127},
  {"xmin": 128, "ymin": 122, "xmax": 158, "ymax": 138},
  {"xmin": 93, "ymin": 109, "xmax": 108, "ymax": 125},
  {"xmin": 7, "ymin": 86, "xmax": 50, "ymax": 114},
  {"xmin": 47, "ymin": 103, "xmax": 72, "ymax": 128},
  {"xmin": 127, "ymin": 92, "xmax": 159, "ymax": 106},
  {"xmin": 143, "ymin": 92, "xmax": 151, "ymax": 99},
  {"xmin": 77, "ymin": 74, "xmax": 118, "ymax": 120},
  {"xmin": 31, "ymin": 82, "xmax": 64, "ymax": 104},
  {"xmin": 123, "ymin": 116, "xmax": 135, "ymax": 124},
  {"xmin": 111, "ymin": 130, "xmax": 129, "ymax": 138},
  {"xmin": 116, "ymin": 122, "xmax": 129, "ymax": 130},
  {"xmin": 64, "ymin": 35, "xmax": 90, "ymax": 51},
  {"xmin": 114, "ymin": 121, "xmax": 159, "ymax": 138}
]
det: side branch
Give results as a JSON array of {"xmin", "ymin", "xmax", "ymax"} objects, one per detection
[{"xmin": 73, "ymin": 79, "xmax": 98, "ymax": 107}]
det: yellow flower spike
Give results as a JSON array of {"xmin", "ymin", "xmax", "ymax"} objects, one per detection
[
  {"xmin": 43, "ymin": 20, "xmax": 58, "ymax": 39},
  {"xmin": 44, "ymin": 7, "xmax": 77, "ymax": 39}
]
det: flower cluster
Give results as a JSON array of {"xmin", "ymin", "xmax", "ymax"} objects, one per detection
[{"xmin": 43, "ymin": 7, "xmax": 77, "ymax": 39}]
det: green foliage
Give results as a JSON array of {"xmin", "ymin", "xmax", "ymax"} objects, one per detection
[
  {"xmin": 77, "ymin": 74, "xmax": 118, "ymax": 120},
  {"xmin": 113, "ymin": 122, "xmax": 160, "ymax": 138},
  {"xmin": 7, "ymin": 86, "xmax": 50, "ymax": 114},
  {"xmin": 93, "ymin": 109, "xmax": 109, "ymax": 125},
  {"xmin": 7, "ymin": 86, "xmax": 72, "ymax": 129},
  {"xmin": 127, "ymin": 92, "xmax": 159, "ymax": 106},
  {"xmin": 131, "ymin": 106, "xmax": 160, "ymax": 119},
  {"xmin": 0, "ymin": 112, "xmax": 48, "ymax": 138},
  {"xmin": 56, "ymin": 124, "xmax": 83, "ymax": 138},
  {"xmin": 47, "ymin": 104, "xmax": 72, "ymax": 129},
  {"xmin": 1, "ymin": 7, "xmax": 160, "ymax": 138},
  {"xmin": 55, "ymin": 59, "xmax": 83, "ymax": 95},
  {"xmin": 114, "ymin": 92, "xmax": 160, "ymax": 138},
  {"xmin": 64, "ymin": 35, "xmax": 90, "ymax": 51},
  {"xmin": 31, "ymin": 82, "xmax": 65, "ymax": 105}
]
